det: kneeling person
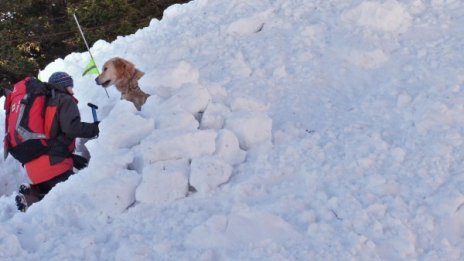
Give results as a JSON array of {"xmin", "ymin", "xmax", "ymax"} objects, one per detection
[{"xmin": 16, "ymin": 72, "xmax": 99, "ymax": 212}]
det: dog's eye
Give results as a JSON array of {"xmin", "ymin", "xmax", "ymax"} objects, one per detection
[{"xmin": 103, "ymin": 67, "xmax": 107, "ymax": 71}]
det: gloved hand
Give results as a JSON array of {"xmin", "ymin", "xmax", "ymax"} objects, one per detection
[
  {"xmin": 91, "ymin": 121, "xmax": 100, "ymax": 139},
  {"xmin": 72, "ymin": 154, "xmax": 88, "ymax": 170}
]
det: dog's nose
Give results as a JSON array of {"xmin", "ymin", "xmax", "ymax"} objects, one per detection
[{"xmin": 95, "ymin": 77, "xmax": 100, "ymax": 85}]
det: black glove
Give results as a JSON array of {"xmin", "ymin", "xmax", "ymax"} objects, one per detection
[
  {"xmin": 72, "ymin": 154, "xmax": 88, "ymax": 170},
  {"xmin": 91, "ymin": 121, "xmax": 100, "ymax": 139}
]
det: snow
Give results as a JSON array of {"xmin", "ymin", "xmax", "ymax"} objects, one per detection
[
  {"xmin": 341, "ymin": 0, "xmax": 413, "ymax": 33},
  {"xmin": 137, "ymin": 159, "xmax": 189, "ymax": 205},
  {"xmin": 0, "ymin": 0, "xmax": 464, "ymax": 259}
]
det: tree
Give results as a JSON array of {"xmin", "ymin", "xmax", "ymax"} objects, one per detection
[{"xmin": 0, "ymin": 0, "xmax": 190, "ymax": 89}]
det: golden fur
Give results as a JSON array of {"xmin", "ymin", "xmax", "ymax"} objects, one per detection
[{"xmin": 95, "ymin": 57, "xmax": 150, "ymax": 111}]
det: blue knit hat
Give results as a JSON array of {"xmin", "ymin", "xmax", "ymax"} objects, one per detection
[{"xmin": 48, "ymin": 72, "xmax": 73, "ymax": 88}]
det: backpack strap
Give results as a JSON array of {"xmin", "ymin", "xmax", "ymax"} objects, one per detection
[{"xmin": 17, "ymin": 87, "xmax": 47, "ymax": 140}]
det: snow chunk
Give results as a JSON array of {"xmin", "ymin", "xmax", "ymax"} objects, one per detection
[
  {"xmin": 200, "ymin": 102, "xmax": 231, "ymax": 130},
  {"xmin": 205, "ymin": 83, "xmax": 228, "ymax": 103},
  {"xmin": 155, "ymin": 108, "xmax": 199, "ymax": 130},
  {"xmin": 225, "ymin": 112, "xmax": 272, "ymax": 150},
  {"xmin": 143, "ymin": 61, "xmax": 200, "ymax": 97},
  {"xmin": 133, "ymin": 130, "xmax": 217, "ymax": 169},
  {"xmin": 214, "ymin": 129, "xmax": 246, "ymax": 165},
  {"xmin": 138, "ymin": 94, "xmax": 163, "ymax": 117},
  {"xmin": 160, "ymin": 83, "xmax": 211, "ymax": 115},
  {"xmin": 140, "ymin": 95, "xmax": 199, "ymax": 130},
  {"xmin": 162, "ymin": 1, "xmax": 194, "ymax": 20},
  {"xmin": 341, "ymin": 0, "xmax": 412, "ymax": 33},
  {"xmin": 91, "ymin": 39, "xmax": 111, "ymax": 52},
  {"xmin": 86, "ymin": 170, "xmax": 140, "ymax": 219},
  {"xmin": 83, "ymin": 147, "xmax": 135, "ymax": 182},
  {"xmin": 98, "ymin": 102, "xmax": 154, "ymax": 149},
  {"xmin": 189, "ymin": 156, "xmax": 233, "ymax": 193},
  {"xmin": 227, "ymin": 9, "xmax": 273, "ymax": 35},
  {"xmin": 136, "ymin": 159, "xmax": 189, "ymax": 205}
]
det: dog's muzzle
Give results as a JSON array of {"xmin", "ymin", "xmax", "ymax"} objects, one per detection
[{"xmin": 95, "ymin": 77, "xmax": 111, "ymax": 87}]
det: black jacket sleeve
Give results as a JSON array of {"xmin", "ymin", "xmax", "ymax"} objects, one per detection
[{"xmin": 58, "ymin": 95, "xmax": 99, "ymax": 139}]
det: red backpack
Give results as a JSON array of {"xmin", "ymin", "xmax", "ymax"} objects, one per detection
[{"xmin": 3, "ymin": 77, "xmax": 53, "ymax": 164}]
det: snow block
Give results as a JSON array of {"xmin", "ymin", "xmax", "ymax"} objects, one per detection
[
  {"xmin": 214, "ymin": 129, "xmax": 246, "ymax": 165},
  {"xmin": 138, "ymin": 94, "xmax": 163, "ymax": 118},
  {"xmin": 199, "ymin": 102, "xmax": 231, "ymax": 130},
  {"xmin": 225, "ymin": 112, "xmax": 272, "ymax": 150},
  {"xmin": 189, "ymin": 156, "xmax": 233, "ymax": 194},
  {"xmin": 98, "ymin": 102, "xmax": 155, "ymax": 149},
  {"xmin": 83, "ymin": 146, "xmax": 135, "ymax": 182},
  {"xmin": 135, "ymin": 130, "xmax": 217, "ymax": 168},
  {"xmin": 205, "ymin": 83, "xmax": 228, "ymax": 103},
  {"xmin": 160, "ymin": 83, "xmax": 211, "ymax": 116},
  {"xmin": 140, "ymin": 93, "xmax": 199, "ymax": 130},
  {"xmin": 227, "ymin": 9, "xmax": 273, "ymax": 35},
  {"xmin": 155, "ymin": 108, "xmax": 199, "ymax": 130},
  {"xmin": 143, "ymin": 61, "xmax": 200, "ymax": 97},
  {"xmin": 87, "ymin": 169, "xmax": 140, "ymax": 219},
  {"xmin": 136, "ymin": 159, "xmax": 189, "ymax": 205}
]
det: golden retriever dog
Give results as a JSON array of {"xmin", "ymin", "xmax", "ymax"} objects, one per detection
[{"xmin": 95, "ymin": 57, "xmax": 150, "ymax": 111}]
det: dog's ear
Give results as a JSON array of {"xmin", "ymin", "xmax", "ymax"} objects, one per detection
[
  {"xmin": 124, "ymin": 62, "xmax": 135, "ymax": 79},
  {"xmin": 113, "ymin": 58, "xmax": 135, "ymax": 79},
  {"xmin": 134, "ymin": 69, "xmax": 145, "ymax": 80}
]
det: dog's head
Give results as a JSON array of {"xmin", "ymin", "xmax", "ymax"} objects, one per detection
[{"xmin": 95, "ymin": 57, "xmax": 144, "ymax": 88}]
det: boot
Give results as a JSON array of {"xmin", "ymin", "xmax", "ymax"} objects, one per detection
[{"xmin": 15, "ymin": 184, "xmax": 41, "ymax": 212}]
